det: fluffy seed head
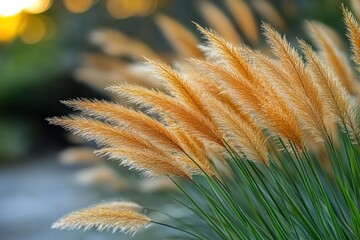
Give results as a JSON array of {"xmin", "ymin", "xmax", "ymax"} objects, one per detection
[{"xmin": 52, "ymin": 201, "xmax": 151, "ymax": 235}]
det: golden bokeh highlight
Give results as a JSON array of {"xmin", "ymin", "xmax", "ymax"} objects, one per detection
[
  {"xmin": 25, "ymin": 0, "xmax": 53, "ymax": 14},
  {"xmin": 0, "ymin": 0, "xmax": 161, "ymax": 44},
  {"xmin": 0, "ymin": 1, "xmax": 27, "ymax": 16},
  {"xmin": 0, "ymin": 14, "xmax": 24, "ymax": 42},
  {"xmin": 63, "ymin": 0, "xmax": 94, "ymax": 13},
  {"xmin": 0, "ymin": 0, "xmax": 51, "ymax": 17},
  {"xmin": 20, "ymin": 15, "xmax": 46, "ymax": 44},
  {"xmin": 106, "ymin": 0, "xmax": 158, "ymax": 19}
]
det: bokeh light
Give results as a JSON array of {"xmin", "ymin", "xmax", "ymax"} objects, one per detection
[
  {"xmin": 25, "ymin": 0, "xmax": 52, "ymax": 14},
  {"xmin": 63, "ymin": 0, "xmax": 95, "ymax": 13},
  {"xmin": 0, "ymin": 1, "xmax": 26, "ymax": 17},
  {"xmin": 0, "ymin": 0, "xmax": 51, "ymax": 17},
  {"xmin": 0, "ymin": 0, "xmax": 161, "ymax": 44},
  {"xmin": 106, "ymin": 0, "xmax": 158, "ymax": 19},
  {"xmin": 0, "ymin": 14, "xmax": 24, "ymax": 42},
  {"xmin": 20, "ymin": 15, "xmax": 46, "ymax": 44},
  {"xmin": 0, "ymin": 0, "xmax": 53, "ymax": 44}
]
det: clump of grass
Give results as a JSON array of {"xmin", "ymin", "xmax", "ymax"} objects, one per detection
[{"xmin": 50, "ymin": 7, "xmax": 360, "ymax": 240}]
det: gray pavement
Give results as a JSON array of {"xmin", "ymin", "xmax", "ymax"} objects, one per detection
[{"xmin": 0, "ymin": 157, "xmax": 126, "ymax": 240}]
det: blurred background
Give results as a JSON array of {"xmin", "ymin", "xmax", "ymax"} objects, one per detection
[{"xmin": 0, "ymin": 0, "xmax": 356, "ymax": 239}]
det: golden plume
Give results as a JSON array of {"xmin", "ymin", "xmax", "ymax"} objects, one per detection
[
  {"xmin": 58, "ymin": 146, "xmax": 103, "ymax": 165},
  {"xmin": 263, "ymin": 23, "xmax": 327, "ymax": 141},
  {"xmin": 62, "ymin": 99, "xmax": 182, "ymax": 151},
  {"xmin": 170, "ymin": 122, "xmax": 213, "ymax": 176},
  {"xmin": 224, "ymin": 0, "xmax": 259, "ymax": 44},
  {"xmin": 145, "ymin": 60, "xmax": 208, "ymax": 115},
  {"xmin": 75, "ymin": 166, "xmax": 126, "ymax": 190},
  {"xmin": 155, "ymin": 14, "xmax": 202, "ymax": 58},
  {"xmin": 177, "ymin": 60, "xmax": 268, "ymax": 164},
  {"xmin": 212, "ymin": 101, "xmax": 269, "ymax": 165},
  {"xmin": 181, "ymin": 60, "xmax": 241, "ymax": 114},
  {"xmin": 75, "ymin": 54, "xmax": 164, "ymax": 91},
  {"xmin": 193, "ymin": 27, "xmax": 303, "ymax": 147},
  {"xmin": 96, "ymin": 147, "xmax": 192, "ymax": 178},
  {"xmin": 108, "ymin": 84, "xmax": 224, "ymax": 146},
  {"xmin": 63, "ymin": 98, "xmax": 213, "ymax": 175},
  {"xmin": 300, "ymin": 41, "xmax": 360, "ymax": 145},
  {"xmin": 89, "ymin": 29, "xmax": 160, "ymax": 60},
  {"xmin": 251, "ymin": 0, "xmax": 286, "ymax": 31},
  {"xmin": 198, "ymin": 0, "xmax": 242, "ymax": 44},
  {"xmin": 52, "ymin": 201, "xmax": 151, "ymax": 234},
  {"xmin": 47, "ymin": 116, "xmax": 191, "ymax": 178},
  {"xmin": 306, "ymin": 21, "xmax": 358, "ymax": 95},
  {"xmin": 344, "ymin": 7, "xmax": 360, "ymax": 73}
]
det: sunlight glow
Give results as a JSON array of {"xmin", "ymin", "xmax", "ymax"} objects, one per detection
[
  {"xmin": 25, "ymin": 0, "xmax": 52, "ymax": 14},
  {"xmin": 0, "ymin": 0, "xmax": 51, "ymax": 17},
  {"xmin": 20, "ymin": 15, "xmax": 46, "ymax": 44},
  {"xmin": 63, "ymin": 0, "xmax": 94, "ymax": 13},
  {"xmin": 0, "ymin": 14, "xmax": 23, "ymax": 42}
]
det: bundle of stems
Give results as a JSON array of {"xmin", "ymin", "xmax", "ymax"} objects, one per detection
[{"xmin": 50, "ymin": 7, "xmax": 360, "ymax": 240}]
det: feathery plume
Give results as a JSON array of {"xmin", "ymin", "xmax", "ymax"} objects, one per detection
[
  {"xmin": 306, "ymin": 21, "xmax": 358, "ymax": 95},
  {"xmin": 251, "ymin": 0, "xmax": 286, "ymax": 31},
  {"xmin": 145, "ymin": 60, "xmax": 207, "ymax": 114},
  {"xmin": 52, "ymin": 201, "xmax": 151, "ymax": 234},
  {"xmin": 192, "ymin": 58, "xmax": 303, "ymax": 149},
  {"xmin": 170, "ymin": 123, "xmax": 214, "ymax": 176},
  {"xmin": 139, "ymin": 177, "xmax": 177, "ymax": 192},
  {"xmin": 89, "ymin": 29, "xmax": 160, "ymax": 60},
  {"xmin": 212, "ymin": 101, "xmax": 269, "ymax": 165},
  {"xmin": 343, "ymin": 7, "xmax": 360, "ymax": 66},
  {"xmin": 177, "ymin": 61, "xmax": 268, "ymax": 164},
  {"xmin": 224, "ymin": 0, "xmax": 259, "ymax": 44},
  {"xmin": 108, "ymin": 84, "xmax": 224, "ymax": 146},
  {"xmin": 48, "ymin": 116, "xmax": 191, "ymax": 178},
  {"xmin": 193, "ymin": 28, "xmax": 303, "ymax": 147},
  {"xmin": 198, "ymin": 0, "xmax": 242, "ymax": 44},
  {"xmin": 63, "ymin": 98, "xmax": 213, "ymax": 175},
  {"xmin": 344, "ymin": 7, "xmax": 360, "ymax": 73},
  {"xmin": 58, "ymin": 147, "xmax": 103, "ymax": 165},
  {"xmin": 263, "ymin": 23, "xmax": 327, "ymax": 141},
  {"xmin": 181, "ymin": 60, "xmax": 242, "ymax": 115},
  {"xmin": 300, "ymin": 41, "xmax": 360, "ymax": 145},
  {"xmin": 96, "ymin": 147, "xmax": 192, "ymax": 178},
  {"xmin": 155, "ymin": 15, "xmax": 202, "ymax": 58},
  {"xmin": 75, "ymin": 166, "xmax": 126, "ymax": 190},
  {"xmin": 350, "ymin": 0, "xmax": 360, "ymax": 20},
  {"xmin": 62, "ymin": 99, "xmax": 182, "ymax": 151}
]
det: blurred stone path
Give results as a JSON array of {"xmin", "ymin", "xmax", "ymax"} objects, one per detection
[{"xmin": 0, "ymin": 157, "xmax": 123, "ymax": 240}]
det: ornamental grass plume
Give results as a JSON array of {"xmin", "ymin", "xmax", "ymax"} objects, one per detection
[
  {"xmin": 50, "ymin": 6, "xmax": 360, "ymax": 240},
  {"xmin": 52, "ymin": 201, "xmax": 150, "ymax": 234}
]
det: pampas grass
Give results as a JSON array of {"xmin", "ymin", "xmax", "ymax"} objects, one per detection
[
  {"xmin": 50, "ymin": 5, "xmax": 360, "ymax": 240},
  {"xmin": 52, "ymin": 201, "xmax": 150, "ymax": 234}
]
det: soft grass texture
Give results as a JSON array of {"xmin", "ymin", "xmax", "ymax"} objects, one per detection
[{"xmin": 50, "ymin": 7, "xmax": 360, "ymax": 240}]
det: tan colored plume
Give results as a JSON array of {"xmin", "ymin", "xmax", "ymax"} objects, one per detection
[
  {"xmin": 155, "ymin": 14, "xmax": 202, "ymax": 58},
  {"xmin": 62, "ymin": 99, "xmax": 182, "ymax": 152},
  {"xmin": 251, "ymin": 0, "xmax": 286, "ymax": 31},
  {"xmin": 108, "ymin": 84, "xmax": 224, "ymax": 146},
  {"xmin": 194, "ymin": 26, "xmax": 303, "ymax": 148},
  {"xmin": 90, "ymin": 29, "xmax": 160, "ymax": 60},
  {"xmin": 52, "ymin": 201, "xmax": 151, "ymax": 234},
  {"xmin": 301, "ymin": 41, "xmax": 360, "ymax": 145},
  {"xmin": 224, "ymin": 0, "xmax": 259, "ymax": 44},
  {"xmin": 306, "ymin": 21, "xmax": 358, "ymax": 95},
  {"xmin": 198, "ymin": 0, "xmax": 242, "ymax": 44},
  {"xmin": 47, "ymin": 116, "xmax": 191, "ymax": 178},
  {"xmin": 263, "ymin": 23, "xmax": 327, "ymax": 142},
  {"xmin": 58, "ymin": 147, "xmax": 103, "ymax": 165}
]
